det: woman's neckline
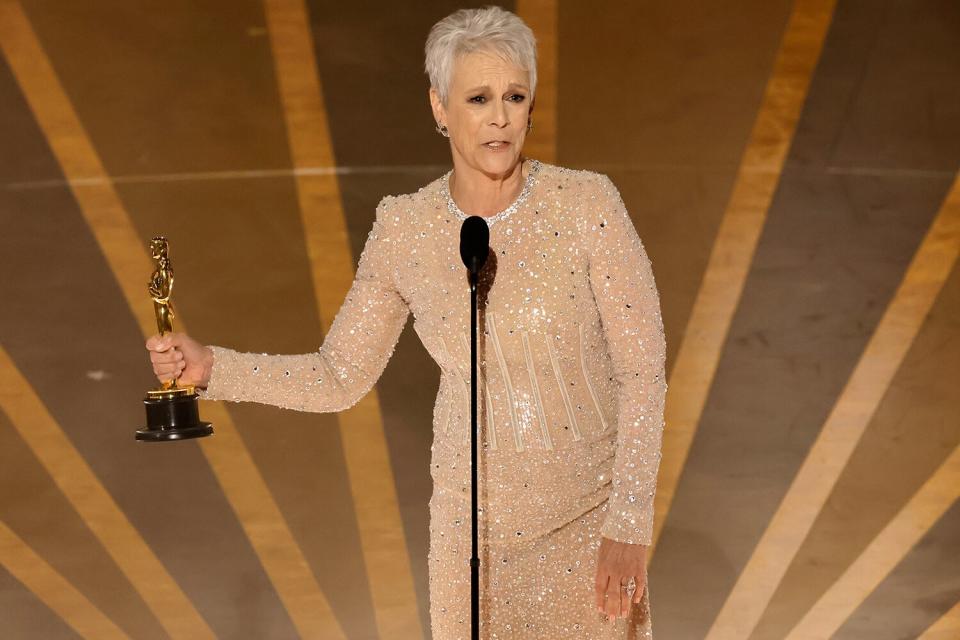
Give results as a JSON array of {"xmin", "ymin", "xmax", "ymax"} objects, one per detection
[{"xmin": 441, "ymin": 158, "xmax": 542, "ymax": 228}]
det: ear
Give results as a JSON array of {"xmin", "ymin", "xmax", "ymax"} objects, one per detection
[
  {"xmin": 528, "ymin": 94, "xmax": 536, "ymax": 119},
  {"xmin": 429, "ymin": 87, "xmax": 446, "ymax": 126}
]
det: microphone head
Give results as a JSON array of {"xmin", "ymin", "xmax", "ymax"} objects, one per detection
[{"xmin": 460, "ymin": 215, "xmax": 490, "ymax": 274}]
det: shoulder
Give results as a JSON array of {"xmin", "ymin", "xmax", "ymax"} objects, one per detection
[
  {"xmin": 534, "ymin": 162, "xmax": 629, "ymax": 232},
  {"xmin": 534, "ymin": 163, "xmax": 640, "ymax": 257},
  {"xmin": 533, "ymin": 162, "xmax": 624, "ymax": 218},
  {"xmin": 375, "ymin": 172, "xmax": 447, "ymax": 224},
  {"xmin": 536, "ymin": 161, "xmax": 618, "ymax": 191}
]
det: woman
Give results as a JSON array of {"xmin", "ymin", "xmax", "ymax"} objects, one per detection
[{"xmin": 146, "ymin": 6, "xmax": 665, "ymax": 638}]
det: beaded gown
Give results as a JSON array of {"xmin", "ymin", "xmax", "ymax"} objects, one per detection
[{"xmin": 198, "ymin": 159, "xmax": 667, "ymax": 639}]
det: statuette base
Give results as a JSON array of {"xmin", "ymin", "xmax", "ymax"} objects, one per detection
[{"xmin": 136, "ymin": 388, "xmax": 213, "ymax": 442}]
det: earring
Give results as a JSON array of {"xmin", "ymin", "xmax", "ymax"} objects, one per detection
[
  {"xmin": 436, "ymin": 122, "xmax": 450, "ymax": 137},
  {"xmin": 526, "ymin": 119, "xmax": 533, "ymax": 132}
]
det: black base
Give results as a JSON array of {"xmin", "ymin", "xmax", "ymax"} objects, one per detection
[
  {"xmin": 136, "ymin": 422, "xmax": 213, "ymax": 441},
  {"xmin": 137, "ymin": 389, "xmax": 214, "ymax": 442}
]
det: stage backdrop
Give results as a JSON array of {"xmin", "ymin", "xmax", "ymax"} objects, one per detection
[{"xmin": 0, "ymin": 1, "xmax": 958, "ymax": 638}]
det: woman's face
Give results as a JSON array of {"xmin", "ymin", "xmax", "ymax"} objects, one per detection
[{"xmin": 430, "ymin": 49, "xmax": 533, "ymax": 178}]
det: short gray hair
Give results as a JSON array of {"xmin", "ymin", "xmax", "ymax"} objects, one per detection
[{"xmin": 425, "ymin": 6, "xmax": 537, "ymax": 105}]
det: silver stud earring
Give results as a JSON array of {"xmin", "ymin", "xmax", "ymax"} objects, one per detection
[{"xmin": 436, "ymin": 122, "xmax": 450, "ymax": 137}]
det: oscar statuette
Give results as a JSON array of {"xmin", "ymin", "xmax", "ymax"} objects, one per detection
[{"xmin": 135, "ymin": 236, "xmax": 214, "ymax": 442}]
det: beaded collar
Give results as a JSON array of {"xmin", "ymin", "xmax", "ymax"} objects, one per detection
[{"xmin": 440, "ymin": 159, "xmax": 542, "ymax": 227}]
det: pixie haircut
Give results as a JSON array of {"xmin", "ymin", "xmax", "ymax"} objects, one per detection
[{"xmin": 425, "ymin": 6, "xmax": 538, "ymax": 105}]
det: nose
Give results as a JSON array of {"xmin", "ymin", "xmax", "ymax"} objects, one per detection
[{"xmin": 489, "ymin": 99, "xmax": 509, "ymax": 128}]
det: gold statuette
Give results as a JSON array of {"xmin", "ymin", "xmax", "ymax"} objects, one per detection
[{"xmin": 136, "ymin": 236, "xmax": 213, "ymax": 441}]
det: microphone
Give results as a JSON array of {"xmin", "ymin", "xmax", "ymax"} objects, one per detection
[{"xmin": 459, "ymin": 216, "xmax": 490, "ymax": 284}]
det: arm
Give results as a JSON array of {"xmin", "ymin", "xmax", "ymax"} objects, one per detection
[
  {"xmin": 197, "ymin": 196, "xmax": 410, "ymax": 413},
  {"xmin": 586, "ymin": 174, "xmax": 667, "ymax": 546}
]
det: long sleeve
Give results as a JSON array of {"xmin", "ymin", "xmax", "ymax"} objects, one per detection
[
  {"xmin": 586, "ymin": 174, "xmax": 668, "ymax": 546},
  {"xmin": 197, "ymin": 196, "xmax": 410, "ymax": 413}
]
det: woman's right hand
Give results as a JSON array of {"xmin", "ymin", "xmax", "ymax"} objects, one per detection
[{"xmin": 145, "ymin": 332, "xmax": 214, "ymax": 388}]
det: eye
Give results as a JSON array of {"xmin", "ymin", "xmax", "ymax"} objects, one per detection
[
  {"xmin": 469, "ymin": 95, "xmax": 487, "ymax": 104},
  {"xmin": 508, "ymin": 94, "xmax": 527, "ymax": 102}
]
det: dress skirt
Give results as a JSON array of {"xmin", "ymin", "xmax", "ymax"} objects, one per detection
[{"xmin": 428, "ymin": 485, "xmax": 653, "ymax": 639}]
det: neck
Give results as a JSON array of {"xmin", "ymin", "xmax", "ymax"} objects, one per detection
[{"xmin": 449, "ymin": 156, "xmax": 527, "ymax": 217}]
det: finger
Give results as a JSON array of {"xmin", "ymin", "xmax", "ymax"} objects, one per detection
[
  {"xmin": 153, "ymin": 353, "xmax": 182, "ymax": 367},
  {"xmin": 154, "ymin": 360, "xmax": 179, "ymax": 372},
  {"xmin": 595, "ymin": 572, "xmax": 609, "ymax": 613},
  {"xmin": 154, "ymin": 362, "xmax": 182, "ymax": 376},
  {"xmin": 633, "ymin": 576, "xmax": 644, "ymax": 604},
  {"xmin": 620, "ymin": 578, "xmax": 629, "ymax": 618},
  {"xmin": 156, "ymin": 332, "xmax": 183, "ymax": 352},
  {"xmin": 147, "ymin": 333, "xmax": 174, "ymax": 351},
  {"xmin": 604, "ymin": 577, "xmax": 620, "ymax": 617},
  {"xmin": 150, "ymin": 350, "xmax": 177, "ymax": 364},
  {"xmin": 150, "ymin": 340, "xmax": 170, "ymax": 353},
  {"xmin": 156, "ymin": 366, "xmax": 183, "ymax": 383}
]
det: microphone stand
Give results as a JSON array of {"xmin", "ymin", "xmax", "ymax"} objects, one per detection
[
  {"xmin": 460, "ymin": 214, "xmax": 488, "ymax": 640},
  {"xmin": 469, "ymin": 262, "xmax": 480, "ymax": 640}
]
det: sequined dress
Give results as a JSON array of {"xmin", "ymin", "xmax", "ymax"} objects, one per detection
[{"xmin": 199, "ymin": 159, "xmax": 667, "ymax": 639}]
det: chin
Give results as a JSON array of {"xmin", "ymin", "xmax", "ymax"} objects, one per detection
[{"xmin": 475, "ymin": 150, "xmax": 522, "ymax": 175}]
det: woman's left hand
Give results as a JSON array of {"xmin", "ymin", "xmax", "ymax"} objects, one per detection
[{"xmin": 594, "ymin": 536, "xmax": 647, "ymax": 620}]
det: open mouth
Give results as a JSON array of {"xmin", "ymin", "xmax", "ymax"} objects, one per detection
[{"xmin": 483, "ymin": 141, "xmax": 511, "ymax": 150}]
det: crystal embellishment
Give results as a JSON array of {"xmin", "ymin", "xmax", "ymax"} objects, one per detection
[{"xmin": 440, "ymin": 159, "xmax": 542, "ymax": 227}]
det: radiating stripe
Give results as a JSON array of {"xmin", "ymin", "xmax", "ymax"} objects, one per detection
[
  {"xmin": 199, "ymin": 405, "xmax": 345, "ymax": 639},
  {"xmin": 0, "ymin": 2, "xmax": 148, "ymax": 333},
  {"xmin": 918, "ymin": 599, "xmax": 960, "ymax": 640},
  {"xmin": 785, "ymin": 442, "xmax": 960, "ymax": 639},
  {"xmin": 0, "ymin": 346, "xmax": 213, "ymax": 639},
  {"xmin": 515, "ymin": 0, "xmax": 557, "ymax": 164},
  {"xmin": 487, "ymin": 313, "xmax": 524, "ymax": 451},
  {"xmin": 578, "ymin": 323, "xmax": 608, "ymax": 433},
  {"xmin": 262, "ymin": 0, "xmax": 423, "ymax": 637},
  {"xmin": 546, "ymin": 335, "xmax": 582, "ymax": 441},
  {"xmin": 460, "ymin": 332, "xmax": 498, "ymax": 450},
  {"xmin": 654, "ymin": 0, "xmax": 838, "ymax": 557},
  {"xmin": 521, "ymin": 330, "xmax": 553, "ymax": 449},
  {"xmin": 0, "ymin": 520, "xmax": 128, "ymax": 640},
  {"xmin": 0, "ymin": 5, "xmax": 343, "ymax": 636},
  {"xmin": 710, "ymin": 172, "xmax": 960, "ymax": 639}
]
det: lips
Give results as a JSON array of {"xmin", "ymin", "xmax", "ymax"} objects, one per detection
[{"xmin": 483, "ymin": 141, "xmax": 511, "ymax": 149}]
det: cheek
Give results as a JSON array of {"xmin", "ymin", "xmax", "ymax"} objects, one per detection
[{"xmin": 452, "ymin": 114, "xmax": 483, "ymax": 138}]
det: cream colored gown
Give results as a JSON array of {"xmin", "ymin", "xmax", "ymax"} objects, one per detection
[{"xmin": 199, "ymin": 159, "xmax": 667, "ymax": 639}]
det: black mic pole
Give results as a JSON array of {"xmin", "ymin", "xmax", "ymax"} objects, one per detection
[{"xmin": 460, "ymin": 216, "xmax": 489, "ymax": 640}]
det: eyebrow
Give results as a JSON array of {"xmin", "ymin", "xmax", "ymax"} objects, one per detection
[{"xmin": 464, "ymin": 83, "xmax": 530, "ymax": 94}]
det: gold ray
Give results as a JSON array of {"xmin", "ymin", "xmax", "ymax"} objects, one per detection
[
  {"xmin": 785, "ymin": 443, "xmax": 960, "ymax": 639},
  {"xmin": 0, "ymin": 3, "xmax": 345, "ymax": 637},
  {"xmin": 0, "ymin": 346, "xmax": 213, "ymax": 639},
  {"xmin": 262, "ymin": 0, "xmax": 423, "ymax": 637},
  {"xmin": 515, "ymin": 0, "xmax": 557, "ymax": 164},
  {"xmin": 918, "ymin": 599, "xmax": 960, "ymax": 639},
  {"xmin": 709, "ymin": 173, "xmax": 960, "ymax": 639},
  {"xmin": 199, "ymin": 404, "xmax": 346, "ymax": 638},
  {"xmin": 0, "ymin": 520, "xmax": 129, "ymax": 640},
  {"xmin": 653, "ymin": 0, "xmax": 838, "ymax": 557}
]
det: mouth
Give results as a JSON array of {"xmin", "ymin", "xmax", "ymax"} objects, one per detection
[{"xmin": 482, "ymin": 140, "xmax": 511, "ymax": 151}]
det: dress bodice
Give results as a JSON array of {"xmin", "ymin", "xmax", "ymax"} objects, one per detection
[{"xmin": 199, "ymin": 160, "xmax": 667, "ymax": 546}]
